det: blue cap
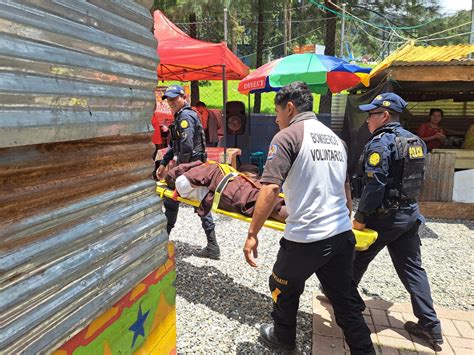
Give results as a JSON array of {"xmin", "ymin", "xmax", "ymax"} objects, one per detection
[
  {"xmin": 359, "ymin": 93, "xmax": 407, "ymax": 113},
  {"xmin": 162, "ymin": 85, "xmax": 185, "ymax": 100}
]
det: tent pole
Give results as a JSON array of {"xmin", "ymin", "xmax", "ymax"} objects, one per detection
[
  {"xmin": 222, "ymin": 65, "xmax": 227, "ymax": 163},
  {"xmin": 247, "ymin": 93, "xmax": 252, "ymax": 138}
]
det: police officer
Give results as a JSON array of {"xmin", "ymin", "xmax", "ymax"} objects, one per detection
[
  {"xmin": 243, "ymin": 82, "xmax": 374, "ymax": 354},
  {"xmin": 157, "ymin": 85, "xmax": 220, "ymax": 259},
  {"xmin": 352, "ymin": 93, "xmax": 443, "ymax": 350}
]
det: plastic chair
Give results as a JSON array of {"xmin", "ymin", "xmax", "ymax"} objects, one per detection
[{"xmin": 250, "ymin": 151, "xmax": 265, "ymax": 176}]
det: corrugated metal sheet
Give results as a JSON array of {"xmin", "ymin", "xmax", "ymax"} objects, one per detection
[
  {"xmin": 0, "ymin": 0, "xmax": 158, "ymax": 148},
  {"xmin": 331, "ymin": 94, "xmax": 348, "ymax": 135},
  {"xmin": 407, "ymin": 100, "xmax": 474, "ymax": 117},
  {"xmin": 391, "ymin": 44, "xmax": 474, "ymax": 63},
  {"xmin": 393, "ymin": 60, "xmax": 474, "ymax": 66},
  {"xmin": 365, "ymin": 42, "xmax": 474, "ymax": 85},
  {"xmin": 0, "ymin": 130, "xmax": 153, "ymax": 227},
  {"xmin": 0, "ymin": 3, "xmax": 169, "ymax": 352},
  {"xmin": 0, "ymin": 180, "xmax": 167, "ymax": 353}
]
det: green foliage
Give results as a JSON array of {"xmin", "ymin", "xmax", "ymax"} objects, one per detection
[{"xmin": 154, "ymin": 0, "xmax": 471, "ymax": 65}]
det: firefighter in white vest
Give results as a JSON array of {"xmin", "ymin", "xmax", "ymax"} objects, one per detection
[{"xmin": 243, "ymin": 82, "xmax": 374, "ymax": 354}]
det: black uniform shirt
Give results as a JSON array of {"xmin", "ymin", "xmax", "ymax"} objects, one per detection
[
  {"xmin": 354, "ymin": 122, "xmax": 426, "ymax": 223},
  {"xmin": 161, "ymin": 105, "xmax": 204, "ymax": 166}
]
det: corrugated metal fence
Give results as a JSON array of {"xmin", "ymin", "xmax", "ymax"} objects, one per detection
[
  {"xmin": 0, "ymin": 0, "xmax": 157, "ymax": 148},
  {"xmin": 0, "ymin": 1, "xmax": 170, "ymax": 352},
  {"xmin": 331, "ymin": 94, "xmax": 348, "ymax": 136},
  {"xmin": 0, "ymin": 134, "xmax": 153, "ymax": 225},
  {"xmin": 0, "ymin": 180, "xmax": 167, "ymax": 353}
]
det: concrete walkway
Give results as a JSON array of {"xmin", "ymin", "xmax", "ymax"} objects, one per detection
[{"xmin": 313, "ymin": 293, "xmax": 473, "ymax": 354}]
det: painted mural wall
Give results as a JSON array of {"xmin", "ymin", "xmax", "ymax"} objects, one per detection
[{"xmin": 54, "ymin": 243, "xmax": 176, "ymax": 355}]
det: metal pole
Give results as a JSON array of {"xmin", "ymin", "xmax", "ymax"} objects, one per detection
[
  {"xmin": 340, "ymin": 3, "xmax": 346, "ymax": 58},
  {"xmin": 223, "ymin": 8, "xmax": 228, "ymax": 161},
  {"xmin": 248, "ymin": 94, "xmax": 251, "ymax": 137},
  {"xmin": 470, "ymin": 0, "xmax": 474, "ymax": 58},
  {"xmin": 222, "ymin": 65, "xmax": 227, "ymax": 162},
  {"xmin": 224, "ymin": 8, "xmax": 228, "ymax": 43},
  {"xmin": 283, "ymin": 1, "xmax": 288, "ymax": 56}
]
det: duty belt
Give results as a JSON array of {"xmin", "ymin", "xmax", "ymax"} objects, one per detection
[{"xmin": 375, "ymin": 198, "xmax": 417, "ymax": 214}]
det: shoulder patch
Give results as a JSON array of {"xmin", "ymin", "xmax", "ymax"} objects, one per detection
[
  {"xmin": 180, "ymin": 119, "xmax": 189, "ymax": 129},
  {"xmin": 368, "ymin": 152, "xmax": 381, "ymax": 167},
  {"xmin": 267, "ymin": 144, "xmax": 279, "ymax": 161}
]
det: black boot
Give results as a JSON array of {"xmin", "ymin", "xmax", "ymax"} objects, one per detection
[
  {"xmin": 259, "ymin": 323, "xmax": 298, "ymax": 354},
  {"xmin": 404, "ymin": 321, "xmax": 443, "ymax": 350},
  {"xmin": 196, "ymin": 230, "xmax": 220, "ymax": 260}
]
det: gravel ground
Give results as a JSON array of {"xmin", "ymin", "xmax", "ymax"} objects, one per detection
[{"xmin": 170, "ymin": 204, "xmax": 473, "ymax": 354}]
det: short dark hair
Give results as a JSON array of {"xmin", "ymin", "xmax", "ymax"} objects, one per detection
[
  {"xmin": 274, "ymin": 81, "xmax": 313, "ymax": 113},
  {"xmin": 429, "ymin": 108, "xmax": 443, "ymax": 117},
  {"xmin": 195, "ymin": 101, "xmax": 206, "ymax": 107}
]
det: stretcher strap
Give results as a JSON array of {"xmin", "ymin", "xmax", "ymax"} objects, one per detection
[
  {"xmin": 212, "ymin": 172, "xmax": 238, "ymax": 212},
  {"xmin": 217, "ymin": 162, "xmax": 237, "ymax": 175},
  {"xmin": 158, "ymin": 183, "xmax": 165, "ymax": 199}
]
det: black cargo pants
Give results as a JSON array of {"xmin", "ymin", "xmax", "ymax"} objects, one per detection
[{"xmin": 270, "ymin": 230, "xmax": 375, "ymax": 354}]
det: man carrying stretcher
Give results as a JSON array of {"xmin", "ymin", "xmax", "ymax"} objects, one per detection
[{"xmin": 162, "ymin": 160, "xmax": 289, "ymax": 222}]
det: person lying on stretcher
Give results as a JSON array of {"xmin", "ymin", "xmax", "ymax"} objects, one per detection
[{"xmin": 163, "ymin": 161, "xmax": 289, "ymax": 222}]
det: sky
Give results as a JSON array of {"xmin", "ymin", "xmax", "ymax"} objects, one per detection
[{"xmin": 439, "ymin": 0, "xmax": 472, "ymax": 13}]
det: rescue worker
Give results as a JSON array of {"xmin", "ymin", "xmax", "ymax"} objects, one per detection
[
  {"xmin": 243, "ymin": 82, "xmax": 374, "ymax": 354},
  {"xmin": 352, "ymin": 93, "xmax": 443, "ymax": 350},
  {"xmin": 156, "ymin": 85, "xmax": 220, "ymax": 260}
]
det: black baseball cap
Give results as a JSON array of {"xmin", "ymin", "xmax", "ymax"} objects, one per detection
[
  {"xmin": 359, "ymin": 93, "xmax": 407, "ymax": 113},
  {"xmin": 162, "ymin": 85, "xmax": 185, "ymax": 100}
]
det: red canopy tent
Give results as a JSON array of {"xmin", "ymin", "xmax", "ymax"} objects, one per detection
[
  {"xmin": 153, "ymin": 10, "xmax": 249, "ymax": 81},
  {"xmin": 153, "ymin": 10, "xmax": 249, "ymax": 156}
]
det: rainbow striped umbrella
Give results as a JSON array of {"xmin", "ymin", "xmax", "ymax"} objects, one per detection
[{"xmin": 238, "ymin": 53, "xmax": 371, "ymax": 95}]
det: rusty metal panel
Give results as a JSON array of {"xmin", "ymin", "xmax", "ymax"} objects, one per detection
[
  {"xmin": 0, "ymin": 134, "xmax": 154, "ymax": 226},
  {"xmin": 0, "ymin": 0, "xmax": 158, "ymax": 148},
  {"xmin": 0, "ymin": 180, "xmax": 167, "ymax": 352}
]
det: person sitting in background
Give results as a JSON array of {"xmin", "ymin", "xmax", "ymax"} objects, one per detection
[
  {"xmin": 163, "ymin": 160, "xmax": 288, "ymax": 222},
  {"xmin": 195, "ymin": 101, "xmax": 221, "ymax": 147},
  {"xmin": 417, "ymin": 108, "xmax": 446, "ymax": 151}
]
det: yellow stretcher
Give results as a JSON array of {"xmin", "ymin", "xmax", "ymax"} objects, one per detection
[{"xmin": 155, "ymin": 180, "xmax": 378, "ymax": 251}]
